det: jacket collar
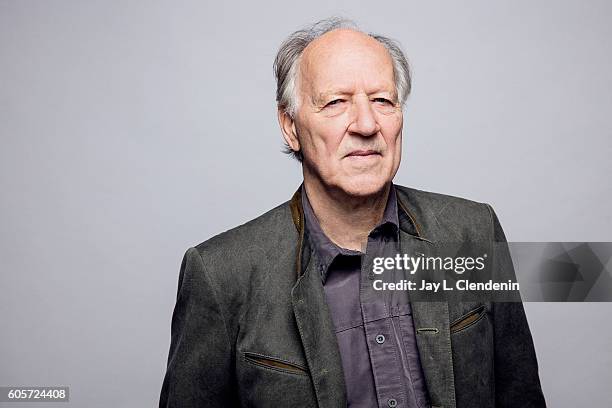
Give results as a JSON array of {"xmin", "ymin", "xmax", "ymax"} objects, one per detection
[
  {"xmin": 300, "ymin": 184, "xmax": 399, "ymax": 284},
  {"xmin": 289, "ymin": 184, "xmax": 428, "ymax": 277}
]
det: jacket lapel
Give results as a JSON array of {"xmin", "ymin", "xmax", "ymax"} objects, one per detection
[
  {"xmin": 292, "ymin": 257, "xmax": 347, "ymax": 407},
  {"xmin": 397, "ymin": 194, "xmax": 457, "ymax": 408},
  {"xmin": 290, "ymin": 187, "xmax": 347, "ymax": 408}
]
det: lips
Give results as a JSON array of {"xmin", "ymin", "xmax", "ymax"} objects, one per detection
[{"xmin": 346, "ymin": 149, "xmax": 379, "ymax": 157}]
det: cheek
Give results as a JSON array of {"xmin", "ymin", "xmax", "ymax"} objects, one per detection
[
  {"xmin": 381, "ymin": 116, "xmax": 403, "ymax": 149},
  {"xmin": 309, "ymin": 122, "xmax": 348, "ymax": 156}
]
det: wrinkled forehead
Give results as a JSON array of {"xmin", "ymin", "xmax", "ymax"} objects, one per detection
[{"xmin": 299, "ymin": 29, "xmax": 396, "ymax": 102}]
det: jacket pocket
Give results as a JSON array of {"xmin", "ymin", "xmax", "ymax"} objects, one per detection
[
  {"xmin": 450, "ymin": 305, "xmax": 486, "ymax": 334},
  {"xmin": 244, "ymin": 352, "xmax": 309, "ymax": 376}
]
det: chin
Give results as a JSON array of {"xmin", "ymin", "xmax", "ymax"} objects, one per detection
[{"xmin": 336, "ymin": 175, "xmax": 389, "ymax": 197}]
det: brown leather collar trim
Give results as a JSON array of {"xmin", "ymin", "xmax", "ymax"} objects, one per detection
[
  {"xmin": 289, "ymin": 188, "xmax": 305, "ymax": 279},
  {"xmin": 397, "ymin": 197, "xmax": 423, "ymax": 238},
  {"xmin": 289, "ymin": 188, "xmax": 303, "ymax": 232}
]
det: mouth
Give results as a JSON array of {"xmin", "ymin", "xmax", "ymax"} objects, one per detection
[{"xmin": 345, "ymin": 149, "xmax": 380, "ymax": 158}]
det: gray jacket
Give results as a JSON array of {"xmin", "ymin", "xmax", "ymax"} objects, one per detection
[{"xmin": 159, "ymin": 185, "xmax": 546, "ymax": 407}]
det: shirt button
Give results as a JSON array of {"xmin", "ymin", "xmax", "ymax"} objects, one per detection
[
  {"xmin": 387, "ymin": 398, "xmax": 397, "ymax": 407},
  {"xmin": 375, "ymin": 334, "xmax": 385, "ymax": 344}
]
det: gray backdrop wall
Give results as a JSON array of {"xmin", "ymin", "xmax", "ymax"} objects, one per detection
[{"xmin": 1, "ymin": 1, "xmax": 611, "ymax": 407}]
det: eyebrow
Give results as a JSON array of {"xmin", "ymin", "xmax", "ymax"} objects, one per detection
[{"xmin": 314, "ymin": 88, "xmax": 397, "ymax": 105}]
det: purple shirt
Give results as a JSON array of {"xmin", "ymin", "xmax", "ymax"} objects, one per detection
[{"xmin": 302, "ymin": 184, "xmax": 430, "ymax": 408}]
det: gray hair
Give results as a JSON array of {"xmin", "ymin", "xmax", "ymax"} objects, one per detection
[{"xmin": 273, "ymin": 17, "xmax": 412, "ymax": 161}]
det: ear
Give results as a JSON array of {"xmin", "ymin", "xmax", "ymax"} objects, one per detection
[{"xmin": 277, "ymin": 107, "xmax": 300, "ymax": 153}]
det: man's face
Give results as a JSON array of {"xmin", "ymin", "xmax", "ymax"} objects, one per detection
[{"xmin": 283, "ymin": 29, "xmax": 403, "ymax": 197}]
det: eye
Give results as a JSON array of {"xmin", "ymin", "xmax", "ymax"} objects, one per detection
[
  {"xmin": 373, "ymin": 98, "xmax": 393, "ymax": 105},
  {"xmin": 325, "ymin": 99, "xmax": 345, "ymax": 107}
]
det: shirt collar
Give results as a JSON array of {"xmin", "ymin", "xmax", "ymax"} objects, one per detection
[{"xmin": 301, "ymin": 184, "xmax": 400, "ymax": 283}]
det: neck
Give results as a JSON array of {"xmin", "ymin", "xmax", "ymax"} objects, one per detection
[{"xmin": 303, "ymin": 178, "xmax": 391, "ymax": 252}]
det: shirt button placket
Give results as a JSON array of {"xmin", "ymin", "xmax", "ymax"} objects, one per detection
[{"xmin": 365, "ymin": 316, "xmax": 405, "ymax": 408}]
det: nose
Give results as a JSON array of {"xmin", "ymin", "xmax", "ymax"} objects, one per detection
[{"xmin": 347, "ymin": 96, "xmax": 380, "ymax": 137}]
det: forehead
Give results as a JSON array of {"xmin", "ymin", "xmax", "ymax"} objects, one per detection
[{"xmin": 299, "ymin": 29, "xmax": 396, "ymax": 98}]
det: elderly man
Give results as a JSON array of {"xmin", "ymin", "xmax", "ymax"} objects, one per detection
[{"xmin": 159, "ymin": 18, "xmax": 546, "ymax": 408}]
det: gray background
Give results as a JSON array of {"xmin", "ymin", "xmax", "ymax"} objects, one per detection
[{"xmin": 1, "ymin": 1, "xmax": 611, "ymax": 407}]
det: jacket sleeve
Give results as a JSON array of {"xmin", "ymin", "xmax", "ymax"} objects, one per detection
[
  {"xmin": 486, "ymin": 204, "xmax": 547, "ymax": 407},
  {"xmin": 159, "ymin": 247, "xmax": 236, "ymax": 407}
]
